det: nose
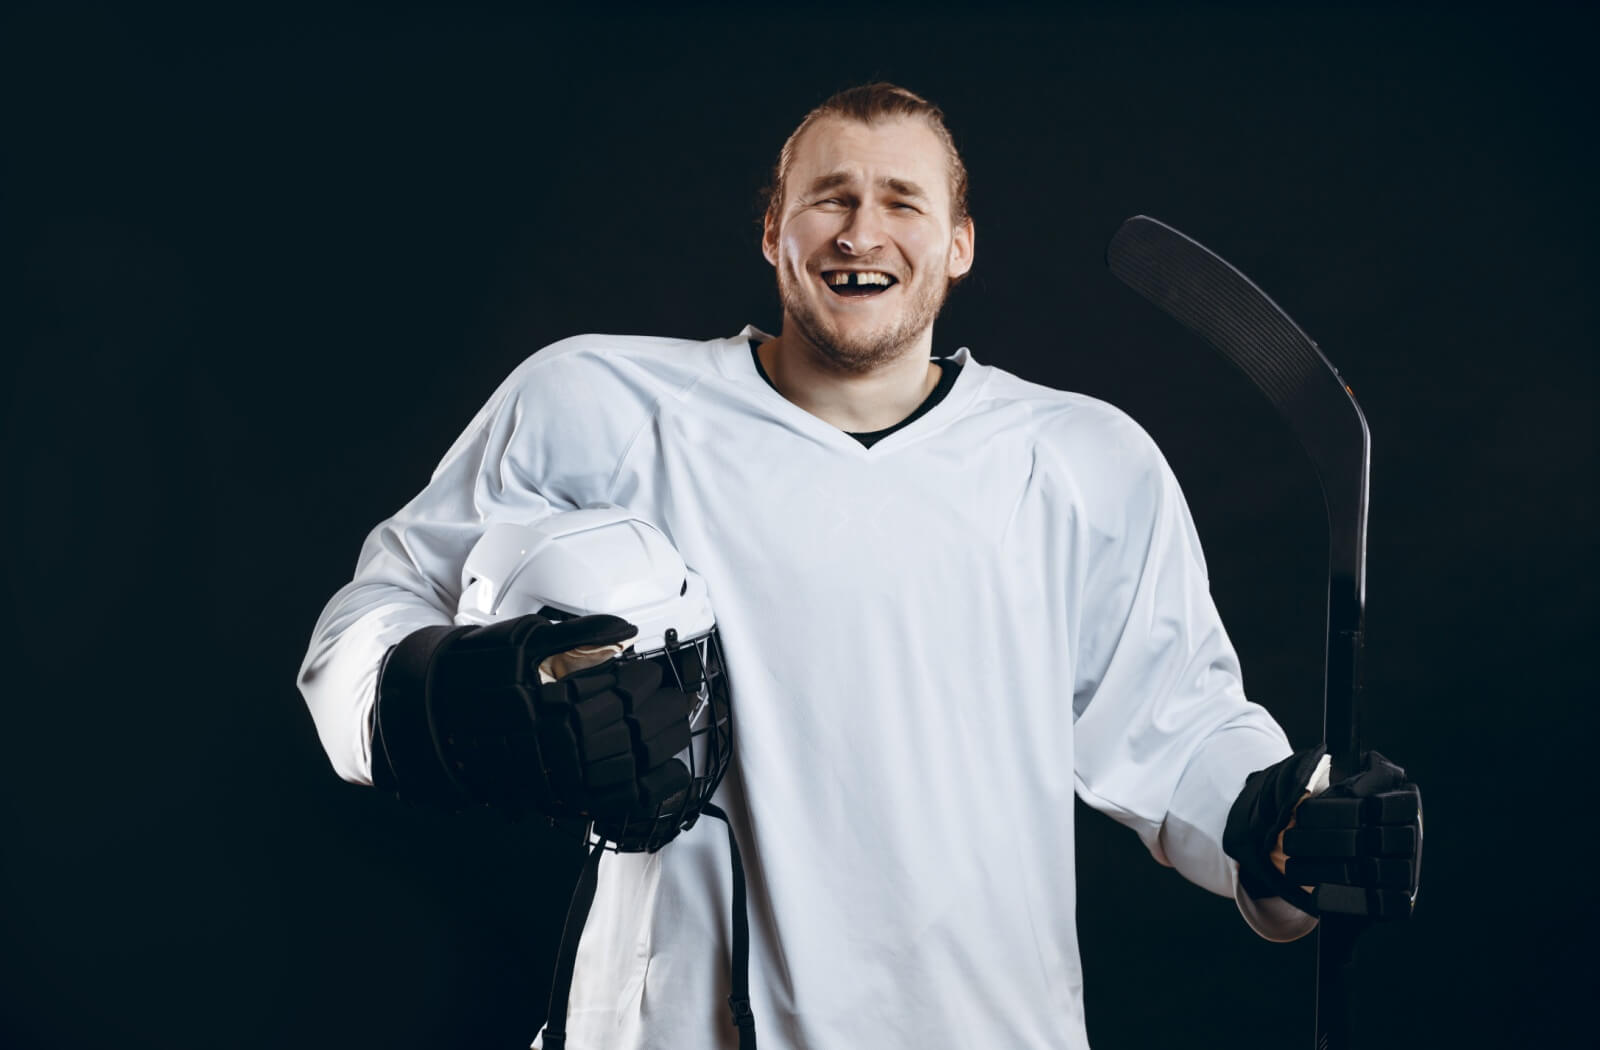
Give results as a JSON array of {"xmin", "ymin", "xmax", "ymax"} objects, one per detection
[{"xmin": 836, "ymin": 206, "xmax": 885, "ymax": 257}]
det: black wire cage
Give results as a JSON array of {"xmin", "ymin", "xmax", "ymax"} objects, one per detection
[{"xmin": 590, "ymin": 626, "xmax": 734, "ymax": 854}]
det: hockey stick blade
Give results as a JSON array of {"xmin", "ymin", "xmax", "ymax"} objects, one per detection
[
  {"xmin": 1106, "ymin": 216, "xmax": 1369, "ymax": 773},
  {"xmin": 1106, "ymin": 216, "xmax": 1374, "ymax": 1050}
]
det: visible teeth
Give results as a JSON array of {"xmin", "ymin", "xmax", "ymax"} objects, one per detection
[{"xmin": 826, "ymin": 271, "xmax": 894, "ymax": 287}]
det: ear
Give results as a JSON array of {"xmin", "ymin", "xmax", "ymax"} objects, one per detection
[
  {"xmin": 946, "ymin": 216, "xmax": 975, "ymax": 280},
  {"xmin": 761, "ymin": 208, "xmax": 780, "ymax": 267}
]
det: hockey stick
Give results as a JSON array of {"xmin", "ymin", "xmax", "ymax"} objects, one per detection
[{"xmin": 1106, "ymin": 215, "xmax": 1368, "ymax": 1050}]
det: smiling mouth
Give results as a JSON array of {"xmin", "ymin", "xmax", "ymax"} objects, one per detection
[{"xmin": 821, "ymin": 270, "xmax": 899, "ymax": 298}]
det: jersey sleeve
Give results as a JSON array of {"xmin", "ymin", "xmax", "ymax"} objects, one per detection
[
  {"xmin": 1067, "ymin": 413, "xmax": 1316, "ymax": 942},
  {"xmin": 295, "ymin": 341, "xmax": 650, "ymax": 785}
]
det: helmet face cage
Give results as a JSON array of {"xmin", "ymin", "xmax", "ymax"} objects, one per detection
[{"xmin": 592, "ymin": 626, "xmax": 733, "ymax": 854}]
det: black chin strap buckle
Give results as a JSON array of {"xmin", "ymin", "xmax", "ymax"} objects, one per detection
[{"xmin": 728, "ymin": 993, "xmax": 755, "ymax": 1030}]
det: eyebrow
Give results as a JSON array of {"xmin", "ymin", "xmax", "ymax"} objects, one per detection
[{"xmin": 805, "ymin": 171, "xmax": 930, "ymax": 201}]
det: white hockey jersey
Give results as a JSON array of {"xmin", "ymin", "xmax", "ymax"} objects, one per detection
[{"xmin": 298, "ymin": 326, "xmax": 1315, "ymax": 1049}]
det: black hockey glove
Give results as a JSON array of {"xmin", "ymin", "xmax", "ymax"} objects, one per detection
[
  {"xmin": 370, "ymin": 614, "xmax": 694, "ymax": 827},
  {"xmin": 1224, "ymin": 746, "xmax": 1421, "ymax": 921}
]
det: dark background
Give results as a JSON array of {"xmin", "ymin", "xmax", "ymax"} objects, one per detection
[{"xmin": 5, "ymin": 2, "xmax": 1594, "ymax": 1047}]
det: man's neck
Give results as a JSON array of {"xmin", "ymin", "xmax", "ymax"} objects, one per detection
[{"xmin": 756, "ymin": 332, "xmax": 941, "ymax": 434}]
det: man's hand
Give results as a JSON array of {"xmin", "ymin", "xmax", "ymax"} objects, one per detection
[
  {"xmin": 1225, "ymin": 747, "xmax": 1422, "ymax": 920},
  {"xmin": 370, "ymin": 613, "xmax": 695, "ymax": 829},
  {"xmin": 1270, "ymin": 793, "xmax": 1312, "ymax": 887}
]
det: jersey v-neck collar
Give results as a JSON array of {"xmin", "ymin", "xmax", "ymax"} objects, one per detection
[
  {"xmin": 748, "ymin": 341, "xmax": 960, "ymax": 449},
  {"xmin": 725, "ymin": 325, "xmax": 982, "ymax": 456}
]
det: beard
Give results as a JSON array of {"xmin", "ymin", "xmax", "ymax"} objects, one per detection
[{"xmin": 777, "ymin": 264, "xmax": 949, "ymax": 375}]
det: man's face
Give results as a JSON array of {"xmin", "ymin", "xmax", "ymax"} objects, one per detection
[{"xmin": 763, "ymin": 116, "xmax": 975, "ymax": 374}]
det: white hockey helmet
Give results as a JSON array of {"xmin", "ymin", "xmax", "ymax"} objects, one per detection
[
  {"xmin": 454, "ymin": 506, "xmax": 732, "ymax": 853},
  {"xmin": 456, "ymin": 506, "xmax": 714, "ymax": 652}
]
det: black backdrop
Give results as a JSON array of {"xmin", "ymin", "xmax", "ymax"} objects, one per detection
[{"xmin": 6, "ymin": 2, "xmax": 1595, "ymax": 1048}]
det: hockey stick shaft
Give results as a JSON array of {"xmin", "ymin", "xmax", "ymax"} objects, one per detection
[{"xmin": 1106, "ymin": 216, "xmax": 1370, "ymax": 1050}]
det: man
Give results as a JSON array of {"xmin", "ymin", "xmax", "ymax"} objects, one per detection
[{"xmin": 299, "ymin": 83, "xmax": 1417, "ymax": 1048}]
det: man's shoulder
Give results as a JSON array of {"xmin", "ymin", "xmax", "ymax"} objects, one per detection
[
  {"xmin": 969, "ymin": 365, "xmax": 1178, "ymax": 522},
  {"xmin": 434, "ymin": 331, "xmax": 741, "ymax": 488},
  {"xmin": 469, "ymin": 332, "xmax": 738, "ymax": 428},
  {"xmin": 974, "ymin": 364, "xmax": 1159, "ymax": 463},
  {"xmin": 505, "ymin": 331, "xmax": 730, "ymax": 389}
]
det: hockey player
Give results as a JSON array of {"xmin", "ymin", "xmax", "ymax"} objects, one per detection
[{"xmin": 298, "ymin": 83, "xmax": 1420, "ymax": 1049}]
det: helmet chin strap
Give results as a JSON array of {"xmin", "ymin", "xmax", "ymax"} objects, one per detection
[
  {"xmin": 541, "ymin": 809, "xmax": 756, "ymax": 1050},
  {"xmin": 540, "ymin": 836, "xmax": 604, "ymax": 1050},
  {"xmin": 702, "ymin": 802, "xmax": 756, "ymax": 1048}
]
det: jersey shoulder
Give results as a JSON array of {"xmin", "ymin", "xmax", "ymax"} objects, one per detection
[
  {"xmin": 972, "ymin": 364, "xmax": 1166, "ymax": 472},
  {"xmin": 970, "ymin": 362, "xmax": 1191, "ymax": 546},
  {"xmin": 471, "ymin": 331, "xmax": 733, "ymax": 434},
  {"xmin": 500, "ymin": 331, "xmax": 726, "ymax": 400},
  {"xmin": 433, "ymin": 332, "xmax": 731, "ymax": 489}
]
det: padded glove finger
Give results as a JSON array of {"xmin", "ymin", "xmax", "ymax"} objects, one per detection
[
  {"xmin": 607, "ymin": 658, "xmax": 665, "ymax": 697},
  {"xmin": 1314, "ymin": 886, "xmax": 1415, "ymax": 921},
  {"xmin": 586, "ymin": 759, "xmax": 690, "ymax": 821},
  {"xmin": 579, "ymin": 658, "xmax": 692, "ymax": 770},
  {"xmin": 585, "ymin": 751, "xmax": 644, "ymax": 794},
  {"xmin": 534, "ymin": 668, "xmax": 636, "ymax": 801},
  {"xmin": 579, "ymin": 720, "xmax": 636, "ymax": 766},
  {"xmin": 565, "ymin": 689, "xmax": 627, "ymax": 745},
  {"xmin": 1287, "ymin": 760, "xmax": 1421, "ymax": 869},
  {"xmin": 635, "ymin": 721, "xmax": 693, "ymax": 770},
  {"xmin": 586, "ymin": 783, "xmax": 645, "ymax": 821},
  {"xmin": 532, "ymin": 658, "xmax": 699, "ymax": 819},
  {"xmin": 1291, "ymin": 787, "xmax": 1420, "ymax": 829},
  {"xmin": 637, "ymin": 758, "xmax": 692, "ymax": 810},
  {"xmin": 1297, "ymin": 769, "xmax": 1423, "ymax": 921},
  {"xmin": 629, "ymin": 687, "xmax": 695, "ymax": 742},
  {"xmin": 1282, "ymin": 823, "xmax": 1418, "ymax": 859},
  {"xmin": 1285, "ymin": 857, "xmax": 1414, "ymax": 889}
]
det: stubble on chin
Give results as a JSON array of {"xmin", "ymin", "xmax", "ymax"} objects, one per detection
[{"xmin": 778, "ymin": 268, "xmax": 947, "ymax": 376}]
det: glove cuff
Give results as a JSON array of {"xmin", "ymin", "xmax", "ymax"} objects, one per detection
[
  {"xmin": 372, "ymin": 624, "xmax": 472, "ymax": 805},
  {"xmin": 1224, "ymin": 745, "xmax": 1327, "ymax": 916}
]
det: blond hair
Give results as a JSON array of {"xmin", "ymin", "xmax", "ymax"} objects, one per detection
[{"xmin": 762, "ymin": 82, "xmax": 971, "ymax": 229}]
